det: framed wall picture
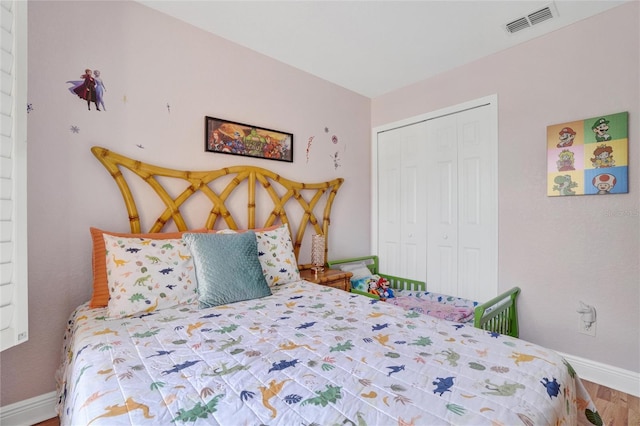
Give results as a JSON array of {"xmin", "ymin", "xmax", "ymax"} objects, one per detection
[
  {"xmin": 547, "ymin": 111, "xmax": 628, "ymax": 196},
  {"xmin": 205, "ymin": 116, "xmax": 293, "ymax": 162}
]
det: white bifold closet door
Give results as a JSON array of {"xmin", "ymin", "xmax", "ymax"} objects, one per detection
[
  {"xmin": 424, "ymin": 105, "xmax": 497, "ymax": 302},
  {"xmin": 376, "ymin": 100, "xmax": 497, "ymax": 302},
  {"xmin": 377, "ymin": 122, "xmax": 428, "ymax": 282}
]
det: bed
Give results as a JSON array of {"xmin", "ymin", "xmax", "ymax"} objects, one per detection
[
  {"xmin": 55, "ymin": 147, "xmax": 602, "ymax": 425},
  {"xmin": 327, "ymin": 256, "xmax": 521, "ymax": 338}
]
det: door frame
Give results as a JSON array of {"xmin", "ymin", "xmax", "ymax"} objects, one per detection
[{"xmin": 371, "ymin": 94, "xmax": 499, "ymax": 295}]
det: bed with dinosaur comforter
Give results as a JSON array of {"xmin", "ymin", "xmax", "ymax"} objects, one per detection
[
  {"xmin": 56, "ymin": 280, "xmax": 600, "ymax": 425},
  {"xmin": 55, "ymin": 147, "xmax": 601, "ymax": 425}
]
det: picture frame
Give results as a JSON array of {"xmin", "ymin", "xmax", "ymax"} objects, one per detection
[
  {"xmin": 546, "ymin": 111, "xmax": 628, "ymax": 196},
  {"xmin": 205, "ymin": 116, "xmax": 293, "ymax": 162}
]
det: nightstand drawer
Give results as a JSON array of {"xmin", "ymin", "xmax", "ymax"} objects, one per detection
[{"xmin": 299, "ymin": 268, "xmax": 352, "ymax": 292}]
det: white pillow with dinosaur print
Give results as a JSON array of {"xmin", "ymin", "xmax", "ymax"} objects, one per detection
[
  {"xmin": 254, "ymin": 224, "xmax": 300, "ymax": 286},
  {"xmin": 103, "ymin": 234, "xmax": 198, "ymax": 318},
  {"xmin": 218, "ymin": 224, "xmax": 300, "ymax": 286}
]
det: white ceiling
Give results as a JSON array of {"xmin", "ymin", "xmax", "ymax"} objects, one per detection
[{"xmin": 138, "ymin": 0, "xmax": 627, "ymax": 98}]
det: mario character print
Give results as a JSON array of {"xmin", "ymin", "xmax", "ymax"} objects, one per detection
[
  {"xmin": 591, "ymin": 117, "xmax": 612, "ymax": 142},
  {"xmin": 556, "ymin": 149, "xmax": 576, "ymax": 171},
  {"xmin": 552, "ymin": 174, "xmax": 579, "ymax": 196},
  {"xmin": 592, "ymin": 173, "xmax": 616, "ymax": 194},
  {"xmin": 547, "ymin": 112, "xmax": 628, "ymax": 196},
  {"xmin": 557, "ymin": 127, "xmax": 576, "ymax": 148},
  {"xmin": 590, "ymin": 144, "xmax": 615, "ymax": 168},
  {"xmin": 584, "ymin": 167, "xmax": 627, "ymax": 195},
  {"xmin": 583, "ymin": 111, "xmax": 628, "ymax": 195}
]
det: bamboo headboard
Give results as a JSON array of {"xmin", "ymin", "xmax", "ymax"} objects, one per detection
[{"xmin": 91, "ymin": 146, "xmax": 343, "ymax": 262}]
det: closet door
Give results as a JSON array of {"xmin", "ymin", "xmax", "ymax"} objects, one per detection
[
  {"xmin": 374, "ymin": 97, "xmax": 497, "ymax": 302},
  {"xmin": 425, "ymin": 115, "xmax": 458, "ymax": 296},
  {"xmin": 425, "ymin": 105, "xmax": 497, "ymax": 302},
  {"xmin": 377, "ymin": 122, "xmax": 427, "ymax": 281}
]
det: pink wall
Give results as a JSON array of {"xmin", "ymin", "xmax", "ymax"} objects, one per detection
[
  {"xmin": 373, "ymin": 2, "xmax": 639, "ymax": 372},
  {"xmin": 0, "ymin": 1, "xmax": 371, "ymax": 406}
]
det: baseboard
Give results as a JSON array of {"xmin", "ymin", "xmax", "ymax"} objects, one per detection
[
  {"xmin": 560, "ymin": 351, "xmax": 640, "ymax": 397},
  {"xmin": 0, "ymin": 391, "xmax": 57, "ymax": 426}
]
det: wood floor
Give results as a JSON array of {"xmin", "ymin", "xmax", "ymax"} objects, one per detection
[
  {"xmin": 581, "ymin": 380, "xmax": 640, "ymax": 426},
  {"xmin": 33, "ymin": 380, "xmax": 639, "ymax": 426}
]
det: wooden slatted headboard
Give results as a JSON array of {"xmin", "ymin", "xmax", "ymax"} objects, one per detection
[{"xmin": 91, "ymin": 146, "xmax": 344, "ymax": 262}]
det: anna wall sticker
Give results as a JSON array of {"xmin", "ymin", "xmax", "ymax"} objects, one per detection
[{"xmin": 67, "ymin": 68, "xmax": 106, "ymax": 111}]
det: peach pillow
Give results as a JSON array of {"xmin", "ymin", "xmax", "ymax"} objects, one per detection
[{"xmin": 89, "ymin": 227, "xmax": 207, "ymax": 308}]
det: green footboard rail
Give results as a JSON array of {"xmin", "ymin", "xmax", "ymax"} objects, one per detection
[
  {"xmin": 378, "ymin": 273, "xmax": 426, "ymax": 292},
  {"xmin": 327, "ymin": 256, "xmax": 520, "ymax": 338},
  {"xmin": 327, "ymin": 255, "xmax": 380, "ymax": 274},
  {"xmin": 474, "ymin": 287, "xmax": 521, "ymax": 338},
  {"xmin": 327, "ymin": 256, "xmax": 426, "ymax": 293}
]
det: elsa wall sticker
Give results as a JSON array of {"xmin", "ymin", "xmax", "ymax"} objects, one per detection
[
  {"xmin": 67, "ymin": 68, "xmax": 106, "ymax": 111},
  {"xmin": 547, "ymin": 112, "xmax": 628, "ymax": 196}
]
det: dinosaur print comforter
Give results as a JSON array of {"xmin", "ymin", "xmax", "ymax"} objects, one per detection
[{"xmin": 56, "ymin": 280, "xmax": 600, "ymax": 425}]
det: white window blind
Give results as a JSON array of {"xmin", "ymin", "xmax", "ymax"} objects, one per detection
[{"xmin": 0, "ymin": 0, "xmax": 28, "ymax": 352}]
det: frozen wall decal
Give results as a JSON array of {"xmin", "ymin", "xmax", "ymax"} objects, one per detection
[
  {"xmin": 66, "ymin": 68, "xmax": 106, "ymax": 111},
  {"xmin": 94, "ymin": 70, "xmax": 106, "ymax": 111},
  {"xmin": 306, "ymin": 136, "xmax": 314, "ymax": 163},
  {"xmin": 329, "ymin": 151, "xmax": 341, "ymax": 170}
]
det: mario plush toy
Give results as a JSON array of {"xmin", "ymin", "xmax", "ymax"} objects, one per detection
[
  {"xmin": 367, "ymin": 276, "xmax": 394, "ymax": 301},
  {"xmin": 378, "ymin": 277, "xmax": 394, "ymax": 301}
]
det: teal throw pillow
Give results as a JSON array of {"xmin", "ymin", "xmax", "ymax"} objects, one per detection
[{"xmin": 184, "ymin": 232, "xmax": 271, "ymax": 308}]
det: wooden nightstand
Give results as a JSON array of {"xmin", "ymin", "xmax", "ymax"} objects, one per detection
[{"xmin": 299, "ymin": 268, "xmax": 352, "ymax": 292}]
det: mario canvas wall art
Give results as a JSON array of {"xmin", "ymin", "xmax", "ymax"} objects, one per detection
[{"xmin": 546, "ymin": 112, "xmax": 628, "ymax": 196}]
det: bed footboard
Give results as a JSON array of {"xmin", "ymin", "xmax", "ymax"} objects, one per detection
[
  {"xmin": 473, "ymin": 287, "xmax": 520, "ymax": 338},
  {"xmin": 377, "ymin": 273, "xmax": 426, "ymax": 292},
  {"xmin": 328, "ymin": 256, "xmax": 521, "ymax": 337},
  {"xmin": 327, "ymin": 256, "xmax": 426, "ymax": 292}
]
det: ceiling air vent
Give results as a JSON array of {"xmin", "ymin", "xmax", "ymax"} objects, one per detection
[
  {"xmin": 505, "ymin": 3, "xmax": 558, "ymax": 34},
  {"xmin": 528, "ymin": 6, "xmax": 554, "ymax": 26},
  {"xmin": 506, "ymin": 17, "xmax": 531, "ymax": 34}
]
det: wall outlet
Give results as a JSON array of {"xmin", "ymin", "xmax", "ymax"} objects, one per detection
[{"xmin": 578, "ymin": 319, "xmax": 596, "ymax": 336}]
